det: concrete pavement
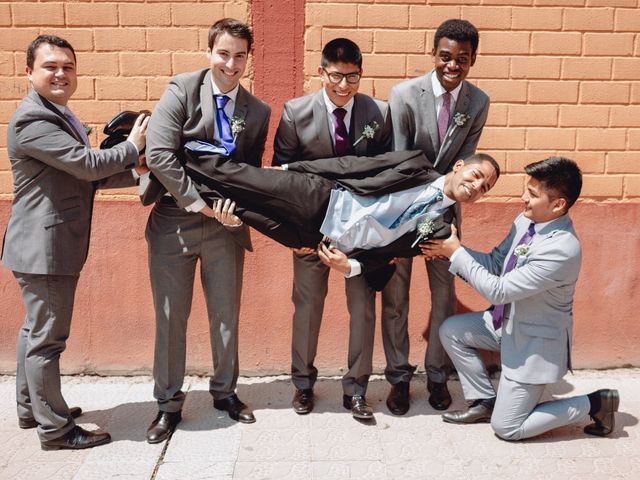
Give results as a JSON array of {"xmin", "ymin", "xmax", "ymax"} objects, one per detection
[{"xmin": 1, "ymin": 369, "xmax": 639, "ymax": 479}]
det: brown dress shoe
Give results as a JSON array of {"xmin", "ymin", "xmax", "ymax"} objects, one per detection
[
  {"xmin": 343, "ymin": 394, "xmax": 374, "ymax": 420},
  {"xmin": 442, "ymin": 399, "xmax": 494, "ymax": 424},
  {"xmin": 427, "ymin": 379, "xmax": 452, "ymax": 411},
  {"xmin": 292, "ymin": 389, "xmax": 314, "ymax": 415},
  {"xmin": 584, "ymin": 389, "xmax": 619, "ymax": 436},
  {"xmin": 214, "ymin": 394, "xmax": 256, "ymax": 423},
  {"xmin": 386, "ymin": 381, "xmax": 410, "ymax": 416},
  {"xmin": 40, "ymin": 425, "xmax": 111, "ymax": 451},
  {"xmin": 146, "ymin": 411, "xmax": 182, "ymax": 444},
  {"xmin": 19, "ymin": 406, "xmax": 83, "ymax": 430}
]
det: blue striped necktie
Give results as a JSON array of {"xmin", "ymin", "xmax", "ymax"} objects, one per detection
[{"xmin": 390, "ymin": 188, "xmax": 443, "ymax": 229}]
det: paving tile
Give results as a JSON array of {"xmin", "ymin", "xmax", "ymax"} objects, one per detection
[
  {"xmin": 311, "ymin": 460, "xmax": 387, "ymax": 479},
  {"xmin": 233, "ymin": 461, "xmax": 311, "ymax": 479}
]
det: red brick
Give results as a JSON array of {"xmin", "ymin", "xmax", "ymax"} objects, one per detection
[
  {"xmin": 13, "ymin": 3, "xmax": 64, "ymax": 27},
  {"xmin": 73, "ymin": 78, "xmax": 95, "ymax": 100},
  {"xmin": 484, "ymin": 173, "xmax": 526, "ymax": 198},
  {"xmin": 584, "ymin": 33, "xmax": 634, "ymax": 56},
  {"xmin": 588, "ymin": 0, "xmax": 636, "ymax": 6},
  {"xmin": 305, "ymin": 27, "xmax": 322, "ymax": 53},
  {"xmin": 486, "ymin": 104, "xmax": 508, "ymax": 127},
  {"xmin": 0, "ymin": 78, "xmax": 28, "ymax": 100},
  {"xmin": 172, "ymin": 53, "xmax": 209, "ymax": 74},
  {"xmin": 506, "ymin": 151, "xmax": 555, "ymax": 174},
  {"xmin": 45, "ymin": 29, "xmax": 95, "ymax": 52},
  {"xmin": 68, "ymin": 100, "xmax": 121, "ymax": 124},
  {"xmin": 580, "ymin": 82, "xmax": 630, "ymax": 104},
  {"xmin": 96, "ymin": 77, "xmax": 147, "ymax": 101},
  {"xmin": 482, "ymin": 0, "xmax": 535, "ymax": 4},
  {"xmin": 531, "ymin": 32, "xmax": 582, "ymax": 55},
  {"xmin": 0, "ymin": 101, "xmax": 18, "ymax": 123},
  {"xmin": 510, "ymin": 57, "xmax": 561, "ymax": 80},
  {"xmin": 477, "ymin": 80, "xmax": 527, "ymax": 102},
  {"xmin": 355, "ymin": 78, "xmax": 374, "ymax": 97},
  {"xmin": 529, "ymin": 81, "xmax": 579, "ymax": 104},
  {"xmin": 632, "ymin": 83, "xmax": 640, "ymax": 105},
  {"xmin": 171, "ymin": 3, "xmax": 224, "ymax": 27},
  {"xmin": 358, "ymin": 5, "xmax": 408, "ymax": 28},
  {"xmin": 375, "ymin": 30, "xmax": 425, "ymax": 54},
  {"xmin": 576, "ymin": 128, "xmax": 626, "ymax": 151},
  {"xmin": 478, "ymin": 127, "xmax": 526, "ymax": 150},
  {"xmin": 361, "ymin": 54, "xmax": 405, "ymax": 77},
  {"xmin": 406, "ymin": 55, "xmax": 430, "ymax": 77},
  {"xmin": 607, "ymin": 152, "xmax": 640, "ymax": 173},
  {"xmin": 461, "ymin": 7, "xmax": 512, "ymax": 30},
  {"xmin": 120, "ymin": 53, "xmax": 172, "ymax": 77},
  {"xmin": 559, "ymin": 106, "xmax": 610, "ymax": 128},
  {"xmin": 322, "ymin": 29, "xmax": 373, "ymax": 53},
  {"xmin": 94, "ymin": 29, "xmax": 146, "ymax": 52},
  {"xmin": 512, "ymin": 7, "xmax": 562, "ymax": 30},
  {"xmin": 563, "ymin": 7, "xmax": 614, "ymax": 32},
  {"xmin": 559, "ymin": 151, "xmax": 605, "ymax": 173},
  {"xmin": 119, "ymin": 100, "xmax": 157, "ymax": 113},
  {"xmin": 562, "ymin": 58, "xmax": 612, "ymax": 80},
  {"xmin": 66, "ymin": 3, "xmax": 118, "ymax": 27},
  {"xmin": 0, "ymin": 53, "xmax": 14, "ymax": 75},
  {"xmin": 303, "ymin": 53, "xmax": 321, "ymax": 77},
  {"xmin": 119, "ymin": 3, "xmax": 171, "ymax": 27},
  {"xmin": 77, "ymin": 53, "xmax": 119, "ymax": 76},
  {"xmin": 0, "ymin": 150, "xmax": 10, "ymax": 171},
  {"xmin": 470, "ymin": 56, "xmax": 510, "ymax": 79},
  {"xmin": 306, "ymin": 4, "xmax": 357, "ymax": 27},
  {"xmin": 224, "ymin": 2, "xmax": 250, "ymax": 23},
  {"xmin": 610, "ymin": 106, "xmax": 640, "ymax": 128},
  {"xmin": 508, "ymin": 105, "xmax": 558, "ymax": 127},
  {"xmin": 614, "ymin": 8, "xmax": 640, "ymax": 31},
  {"xmin": 624, "ymin": 175, "xmax": 640, "ymax": 197},
  {"xmin": 0, "ymin": 28, "xmax": 40, "ymax": 52},
  {"xmin": 527, "ymin": 128, "xmax": 575, "ymax": 150},
  {"xmin": 629, "ymin": 129, "xmax": 640, "ymax": 149},
  {"xmin": 409, "ymin": 6, "xmax": 460, "ymax": 29},
  {"xmin": 613, "ymin": 59, "xmax": 640, "ymax": 80},
  {"xmin": 0, "ymin": 125, "xmax": 7, "ymax": 148},
  {"xmin": 0, "ymin": 171, "xmax": 13, "ymax": 193},
  {"xmin": 0, "ymin": 4, "xmax": 9, "ymax": 27},
  {"xmin": 372, "ymin": 78, "xmax": 397, "ymax": 101},
  {"xmin": 581, "ymin": 175, "xmax": 623, "ymax": 198},
  {"xmin": 147, "ymin": 28, "xmax": 200, "ymax": 52},
  {"xmin": 148, "ymin": 77, "xmax": 171, "ymax": 101},
  {"xmin": 481, "ymin": 32, "xmax": 531, "ymax": 55}
]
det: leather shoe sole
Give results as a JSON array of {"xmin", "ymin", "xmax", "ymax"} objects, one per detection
[
  {"xmin": 146, "ymin": 411, "xmax": 182, "ymax": 444},
  {"xmin": 19, "ymin": 406, "xmax": 83, "ymax": 430},
  {"xmin": 584, "ymin": 389, "xmax": 619, "ymax": 437},
  {"xmin": 41, "ymin": 425, "xmax": 111, "ymax": 451}
]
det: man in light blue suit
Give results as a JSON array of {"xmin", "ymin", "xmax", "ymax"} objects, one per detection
[{"xmin": 424, "ymin": 157, "xmax": 619, "ymax": 440}]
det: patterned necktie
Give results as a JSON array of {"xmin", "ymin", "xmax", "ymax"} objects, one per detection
[
  {"xmin": 333, "ymin": 107, "xmax": 349, "ymax": 156},
  {"xmin": 437, "ymin": 91, "xmax": 451, "ymax": 145},
  {"xmin": 215, "ymin": 94, "xmax": 236, "ymax": 155},
  {"xmin": 492, "ymin": 222, "xmax": 536, "ymax": 329},
  {"xmin": 63, "ymin": 108, "xmax": 90, "ymax": 146},
  {"xmin": 390, "ymin": 188, "xmax": 444, "ymax": 229}
]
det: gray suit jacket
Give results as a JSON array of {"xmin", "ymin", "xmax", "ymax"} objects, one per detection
[
  {"xmin": 389, "ymin": 71, "xmax": 489, "ymax": 175},
  {"xmin": 1, "ymin": 89, "xmax": 139, "ymax": 275},
  {"xmin": 145, "ymin": 68, "xmax": 271, "ymax": 250},
  {"xmin": 449, "ymin": 213, "xmax": 582, "ymax": 385},
  {"xmin": 272, "ymin": 90, "xmax": 391, "ymax": 165}
]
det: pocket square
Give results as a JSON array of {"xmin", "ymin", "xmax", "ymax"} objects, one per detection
[{"xmin": 184, "ymin": 139, "xmax": 229, "ymax": 155}]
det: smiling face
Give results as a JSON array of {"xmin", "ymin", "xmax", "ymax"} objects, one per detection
[
  {"xmin": 318, "ymin": 61, "xmax": 361, "ymax": 107},
  {"xmin": 445, "ymin": 159, "xmax": 498, "ymax": 204},
  {"xmin": 208, "ymin": 32, "xmax": 249, "ymax": 93},
  {"xmin": 26, "ymin": 43, "xmax": 77, "ymax": 106},
  {"xmin": 522, "ymin": 177, "xmax": 567, "ymax": 223},
  {"xmin": 431, "ymin": 37, "xmax": 476, "ymax": 92}
]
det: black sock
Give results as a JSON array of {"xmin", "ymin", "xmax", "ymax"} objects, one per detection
[{"xmin": 587, "ymin": 391, "xmax": 601, "ymax": 416}]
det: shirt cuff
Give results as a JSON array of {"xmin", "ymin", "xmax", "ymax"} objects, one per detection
[
  {"xmin": 185, "ymin": 198, "xmax": 206, "ymax": 213},
  {"xmin": 449, "ymin": 246, "xmax": 464, "ymax": 265},
  {"xmin": 345, "ymin": 259, "xmax": 362, "ymax": 278},
  {"xmin": 281, "ymin": 164, "xmax": 289, "ymax": 171}
]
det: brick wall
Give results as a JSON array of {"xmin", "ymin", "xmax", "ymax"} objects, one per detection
[{"xmin": 304, "ymin": 1, "xmax": 640, "ymax": 201}]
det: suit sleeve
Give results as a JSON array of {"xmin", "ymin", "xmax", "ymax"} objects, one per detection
[
  {"xmin": 243, "ymin": 103, "xmax": 271, "ymax": 167},
  {"xmin": 272, "ymin": 103, "xmax": 300, "ymax": 166},
  {"xmin": 388, "ymin": 86, "xmax": 415, "ymax": 151}
]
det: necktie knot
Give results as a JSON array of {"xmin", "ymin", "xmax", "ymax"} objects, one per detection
[
  {"xmin": 442, "ymin": 91, "xmax": 451, "ymax": 107},
  {"xmin": 527, "ymin": 222, "xmax": 536, "ymax": 236},
  {"xmin": 332, "ymin": 108, "xmax": 349, "ymax": 156},
  {"xmin": 216, "ymin": 94, "xmax": 230, "ymax": 110},
  {"xmin": 333, "ymin": 107, "xmax": 346, "ymax": 121}
]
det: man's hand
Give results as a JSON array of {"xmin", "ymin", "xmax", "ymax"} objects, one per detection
[
  {"xmin": 317, "ymin": 243, "xmax": 351, "ymax": 275},
  {"xmin": 212, "ymin": 198, "xmax": 242, "ymax": 226},
  {"xmin": 128, "ymin": 113, "xmax": 150, "ymax": 152},
  {"xmin": 421, "ymin": 224, "xmax": 461, "ymax": 260},
  {"xmin": 134, "ymin": 154, "xmax": 149, "ymax": 175}
]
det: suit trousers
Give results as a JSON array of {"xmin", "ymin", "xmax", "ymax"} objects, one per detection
[
  {"xmin": 14, "ymin": 272, "xmax": 79, "ymax": 442},
  {"xmin": 440, "ymin": 311, "xmax": 591, "ymax": 440},
  {"xmin": 146, "ymin": 202, "xmax": 244, "ymax": 411}
]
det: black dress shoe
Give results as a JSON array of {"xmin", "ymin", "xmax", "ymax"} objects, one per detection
[
  {"xmin": 442, "ymin": 398, "xmax": 494, "ymax": 424},
  {"xmin": 386, "ymin": 381, "xmax": 410, "ymax": 416},
  {"xmin": 146, "ymin": 411, "xmax": 182, "ymax": 444},
  {"xmin": 343, "ymin": 394, "xmax": 374, "ymax": 420},
  {"xmin": 427, "ymin": 379, "xmax": 452, "ymax": 411},
  {"xmin": 584, "ymin": 389, "xmax": 619, "ymax": 437},
  {"xmin": 41, "ymin": 425, "xmax": 111, "ymax": 451},
  {"xmin": 214, "ymin": 394, "xmax": 256, "ymax": 423},
  {"xmin": 292, "ymin": 389, "xmax": 314, "ymax": 415},
  {"xmin": 19, "ymin": 406, "xmax": 83, "ymax": 429}
]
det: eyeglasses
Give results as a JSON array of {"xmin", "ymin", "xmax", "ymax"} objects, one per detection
[{"xmin": 322, "ymin": 68, "xmax": 361, "ymax": 85}]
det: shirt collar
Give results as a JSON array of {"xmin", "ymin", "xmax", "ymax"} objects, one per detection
[
  {"xmin": 49, "ymin": 101, "xmax": 66, "ymax": 114},
  {"xmin": 210, "ymin": 74, "xmax": 240, "ymax": 104},
  {"xmin": 531, "ymin": 219, "xmax": 553, "ymax": 233},
  {"xmin": 322, "ymin": 88, "xmax": 354, "ymax": 117},
  {"xmin": 432, "ymin": 176, "xmax": 455, "ymax": 208},
  {"xmin": 431, "ymin": 71, "xmax": 462, "ymax": 104}
]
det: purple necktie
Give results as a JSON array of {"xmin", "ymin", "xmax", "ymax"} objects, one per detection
[
  {"xmin": 333, "ymin": 107, "xmax": 349, "ymax": 156},
  {"xmin": 215, "ymin": 94, "xmax": 236, "ymax": 155},
  {"xmin": 437, "ymin": 91, "xmax": 451, "ymax": 145},
  {"xmin": 63, "ymin": 108, "xmax": 90, "ymax": 146},
  {"xmin": 492, "ymin": 222, "xmax": 536, "ymax": 329}
]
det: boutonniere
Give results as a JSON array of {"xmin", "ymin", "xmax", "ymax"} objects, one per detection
[
  {"xmin": 411, "ymin": 217, "xmax": 436, "ymax": 248},
  {"xmin": 353, "ymin": 121, "xmax": 380, "ymax": 147},
  {"xmin": 83, "ymin": 123, "xmax": 93, "ymax": 136},
  {"xmin": 443, "ymin": 112, "xmax": 471, "ymax": 144},
  {"xmin": 514, "ymin": 245, "xmax": 530, "ymax": 257},
  {"xmin": 230, "ymin": 116, "xmax": 245, "ymax": 142}
]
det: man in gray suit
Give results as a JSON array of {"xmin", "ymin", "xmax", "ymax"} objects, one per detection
[
  {"xmin": 144, "ymin": 18, "xmax": 270, "ymax": 443},
  {"xmin": 386, "ymin": 19, "xmax": 490, "ymax": 414},
  {"xmin": 1, "ymin": 35, "xmax": 147, "ymax": 450},
  {"xmin": 425, "ymin": 157, "xmax": 619, "ymax": 440},
  {"xmin": 272, "ymin": 38, "xmax": 393, "ymax": 419}
]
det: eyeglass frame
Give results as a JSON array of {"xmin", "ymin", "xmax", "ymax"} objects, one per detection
[{"xmin": 321, "ymin": 67, "xmax": 362, "ymax": 85}]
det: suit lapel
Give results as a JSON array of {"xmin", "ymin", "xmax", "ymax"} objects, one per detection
[
  {"xmin": 201, "ymin": 72, "xmax": 215, "ymax": 142},
  {"xmin": 232, "ymin": 86, "xmax": 250, "ymax": 159},
  {"xmin": 352, "ymin": 94, "xmax": 367, "ymax": 155},
  {"xmin": 312, "ymin": 90, "xmax": 335, "ymax": 157},
  {"xmin": 420, "ymin": 74, "xmax": 440, "ymax": 163},
  {"xmin": 31, "ymin": 90, "xmax": 85, "ymax": 145}
]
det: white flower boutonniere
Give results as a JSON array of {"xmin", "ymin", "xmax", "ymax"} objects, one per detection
[
  {"xmin": 353, "ymin": 121, "xmax": 380, "ymax": 147},
  {"xmin": 514, "ymin": 245, "xmax": 530, "ymax": 257},
  {"xmin": 411, "ymin": 217, "xmax": 436, "ymax": 248},
  {"xmin": 453, "ymin": 112, "xmax": 471, "ymax": 127},
  {"xmin": 230, "ymin": 116, "xmax": 245, "ymax": 142}
]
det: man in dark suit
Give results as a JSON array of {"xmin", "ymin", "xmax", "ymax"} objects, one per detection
[
  {"xmin": 143, "ymin": 18, "xmax": 271, "ymax": 443},
  {"xmin": 386, "ymin": 19, "xmax": 490, "ymax": 414},
  {"xmin": 425, "ymin": 157, "xmax": 619, "ymax": 440},
  {"xmin": 272, "ymin": 38, "xmax": 394, "ymax": 419},
  {"xmin": 1, "ymin": 35, "xmax": 147, "ymax": 450}
]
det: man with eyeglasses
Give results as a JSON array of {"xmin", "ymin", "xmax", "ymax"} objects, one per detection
[{"xmin": 272, "ymin": 38, "xmax": 393, "ymax": 420}]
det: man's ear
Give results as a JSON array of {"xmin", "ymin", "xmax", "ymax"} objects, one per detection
[
  {"xmin": 470, "ymin": 52, "xmax": 477, "ymax": 67},
  {"xmin": 25, "ymin": 66, "xmax": 33, "ymax": 81},
  {"xmin": 451, "ymin": 159, "xmax": 465, "ymax": 172},
  {"xmin": 553, "ymin": 197, "xmax": 568, "ymax": 214},
  {"xmin": 206, "ymin": 49, "xmax": 212, "ymax": 59}
]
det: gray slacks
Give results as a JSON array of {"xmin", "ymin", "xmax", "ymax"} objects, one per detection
[
  {"xmin": 14, "ymin": 272, "xmax": 79, "ymax": 441},
  {"xmin": 146, "ymin": 202, "xmax": 244, "ymax": 412},
  {"xmin": 440, "ymin": 311, "xmax": 591, "ymax": 440}
]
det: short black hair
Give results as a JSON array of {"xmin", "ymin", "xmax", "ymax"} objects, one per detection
[
  {"xmin": 525, "ymin": 157, "xmax": 582, "ymax": 210},
  {"xmin": 321, "ymin": 38, "xmax": 362, "ymax": 69},
  {"xmin": 26, "ymin": 35, "xmax": 76, "ymax": 69},
  {"xmin": 434, "ymin": 19, "xmax": 480, "ymax": 54},
  {"xmin": 465, "ymin": 153, "xmax": 500, "ymax": 180},
  {"xmin": 208, "ymin": 18, "xmax": 253, "ymax": 52}
]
